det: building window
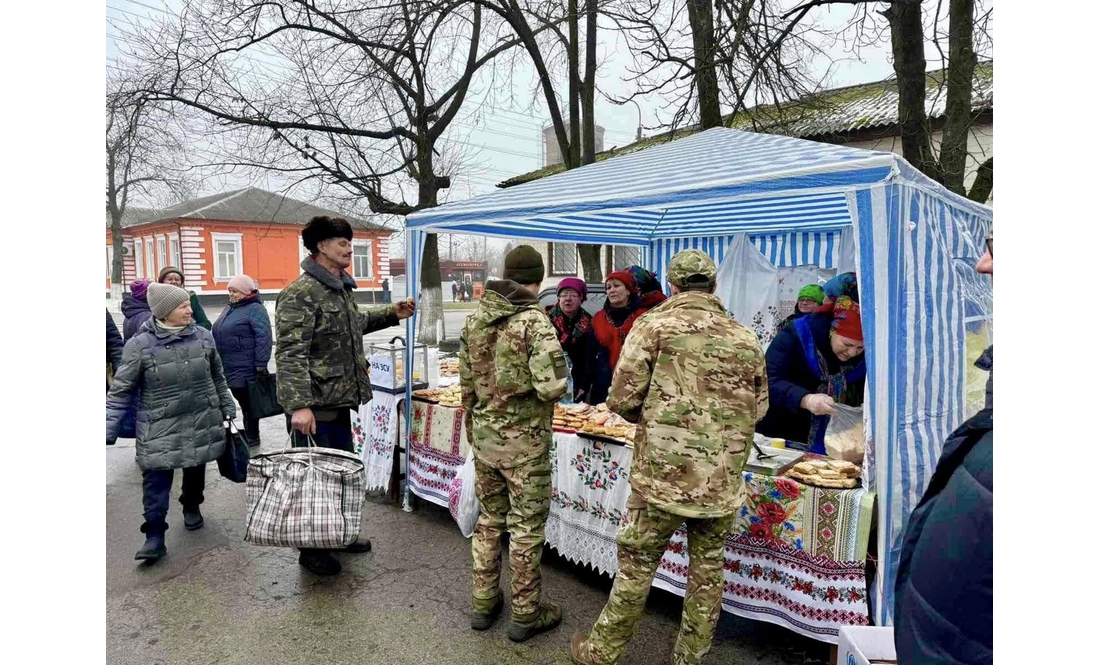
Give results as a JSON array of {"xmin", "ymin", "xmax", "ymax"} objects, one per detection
[
  {"xmin": 144, "ymin": 237, "xmax": 155, "ymax": 280},
  {"xmin": 133, "ymin": 237, "xmax": 144, "ymax": 278},
  {"xmin": 611, "ymin": 245, "xmax": 643, "ymax": 271},
  {"xmin": 156, "ymin": 235, "xmax": 167, "ymax": 272},
  {"xmin": 548, "ymin": 242, "xmax": 577, "ymax": 276},
  {"xmin": 169, "ymin": 234, "xmax": 181, "ymax": 268},
  {"xmin": 211, "ymin": 233, "xmax": 243, "ymax": 282},
  {"xmin": 106, "ymin": 245, "xmax": 114, "ymax": 279},
  {"xmin": 352, "ymin": 239, "xmax": 373, "ymax": 280}
]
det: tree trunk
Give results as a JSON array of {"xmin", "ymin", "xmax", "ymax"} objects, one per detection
[
  {"xmin": 567, "ymin": 0, "xmax": 582, "ymax": 169},
  {"xmin": 582, "ymin": 0, "xmax": 597, "ymax": 165},
  {"xmin": 686, "ymin": 0, "xmax": 722, "ymax": 129},
  {"xmin": 415, "ymin": 140, "xmax": 445, "ymax": 345},
  {"xmin": 939, "ymin": 0, "xmax": 977, "ymax": 196},
  {"xmin": 886, "ymin": 1, "xmax": 939, "ymax": 182},
  {"xmin": 577, "ymin": 244, "xmax": 603, "ymax": 283},
  {"xmin": 575, "ymin": 0, "xmax": 602, "ymax": 285},
  {"xmin": 111, "ymin": 217, "xmax": 126, "ymax": 299},
  {"xmin": 967, "ymin": 156, "xmax": 992, "ymax": 203}
]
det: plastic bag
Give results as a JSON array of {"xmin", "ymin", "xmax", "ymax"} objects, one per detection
[
  {"xmin": 449, "ymin": 449, "xmax": 480, "ymax": 538},
  {"xmin": 824, "ymin": 404, "xmax": 865, "ymax": 465}
]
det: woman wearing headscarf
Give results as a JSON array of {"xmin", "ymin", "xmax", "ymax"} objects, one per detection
[
  {"xmin": 756, "ymin": 296, "xmax": 865, "ymax": 451},
  {"xmin": 775, "ymin": 283, "xmax": 825, "ymax": 334},
  {"xmin": 212, "ymin": 275, "xmax": 272, "ymax": 448},
  {"xmin": 106, "ymin": 282, "xmax": 237, "ymax": 563},
  {"xmin": 158, "ymin": 266, "xmax": 212, "ymax": 330},
  {"xmin": 626, "ymin": 265, "xmax": 668, "ymax": 309},
  {"xmin": 545, "ymin": 277, "xmax": 592, "ymax": 400},
  {"xmin": 583, "ymin": 270, "xmax": 650, "ymax": 404},
  {"xmin": 122, "ymin": 279, "xmax": 153, "ymax": 341}
]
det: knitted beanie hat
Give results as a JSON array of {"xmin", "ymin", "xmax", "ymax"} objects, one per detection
[
  {"xmin": 228, "ymin": 274, "xmax": 257, "ymax": 294},
  {"xmin": 503, "ymin": 245, "xmax": 545, "ymax": 285},
  {"xmin": 147, "ymin": 282, "xmax": 191, "ymax": 320}
]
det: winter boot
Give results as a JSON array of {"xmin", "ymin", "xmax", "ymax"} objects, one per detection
[
  {"xmin": 507, "ymin": 602, "xmax": 562, "ymax": 643},
  {"xmin": 341, "ymin": 537, "xmax": 372, "ymax": 554},
  {"xmin": 183, "ymin": 507, "xmax": 204, "ymax": 531},
  {"xmin": 471, "ymin": 593, "xmax": 504, "ymax": 631},
  {"xmin": 299, "ymin": 549, "xmax": 342, "ymax": 576},
  {"xmin": 135, "ymin": 524, "xmax": 167, "ymax": 562}
]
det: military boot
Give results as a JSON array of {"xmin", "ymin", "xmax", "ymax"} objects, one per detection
[{"xmin": 507, "ymin": 602, "xmax": 562, "ymax": 643}]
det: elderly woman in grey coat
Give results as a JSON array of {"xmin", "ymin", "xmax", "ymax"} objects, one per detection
[{"xmin": 107, "ymin": 282, "xmax": 237, "ymax": 563}]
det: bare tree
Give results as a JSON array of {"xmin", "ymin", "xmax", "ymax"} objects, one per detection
[
  {"xmin": 106, "ymin": 68, "xmax": 194, "ymax": 300},
  {"xmin": 474, "ymin": 0, "xmax": 606, "ymax": 282},
  {"xmin": 754, "ymin": 0, "xmax": 993, "ymax": 202},
  {"xmin": 123, "ymin": 0, "xmax": 532, "ymax": 342}
]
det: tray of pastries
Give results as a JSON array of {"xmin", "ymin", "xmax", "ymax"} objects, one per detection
[
  {"xmin": 439, "ymin": 358, "xmax": 460, "ymax": 378},
  {"xmin": 413, "ymin": 384, "xmax": 463, "ymax": 408},
  {"xmin": 784, "ymin": 455, "xmax": 862, "ymax": 489},
  {"xmin": 551, "ymin": 403, "xmax": 636, "ymax": 445}
]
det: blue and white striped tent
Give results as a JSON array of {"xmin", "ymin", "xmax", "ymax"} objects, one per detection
[{"xmin": 403, "ymin": 127, "xmax": 993, "ymax": 627}]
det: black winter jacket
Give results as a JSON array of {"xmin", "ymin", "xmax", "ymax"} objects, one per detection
[{"xmin": 893, "ymin": 349, "xmax": 993, "ymax": 665}]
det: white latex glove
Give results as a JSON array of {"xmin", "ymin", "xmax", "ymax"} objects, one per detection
[{"xmin": 801, "ymin": 393, "xmax": 839, "ymax": 417}]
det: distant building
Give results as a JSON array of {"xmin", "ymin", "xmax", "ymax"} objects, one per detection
[
  {"xmin": 542, "ymin": 123, "xmax": 605, "ymax": 167},
  {"xmin": 105, "ymin": 187, "xmax": 393, "ymax": 303}
]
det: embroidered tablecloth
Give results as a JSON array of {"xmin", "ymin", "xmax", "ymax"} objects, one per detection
[
  {"xmin": 407, "ymin": 399, "xmax": 469, "ymax": 508},
  {"xmin": 352, "ymin": 392, "xmax": 403, "ymax": 492},
  {"xmin": 413, "ymin": 412, "xmax": 875, "ymax": 643}
]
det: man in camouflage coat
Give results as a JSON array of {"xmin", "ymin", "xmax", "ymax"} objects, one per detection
[
  {"xmin": 459, "ymin": 245, "xmax": 569, "ymax": 642},
  {"xmin": 570, "ymin": 250, "xmax": 768, "ymax": 665},
  {"xmin": 275, "ymin": 216, "xmax": 415, "ymax": 576}
]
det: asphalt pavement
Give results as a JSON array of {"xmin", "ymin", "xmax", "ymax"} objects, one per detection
[{"xmin": 106, "ymin": 416, "xmax": 830, "ymax": 665}]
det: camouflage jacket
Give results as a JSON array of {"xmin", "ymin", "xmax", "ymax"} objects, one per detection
[
  {"xmin": 275, "ymin": 257, "xmax": 399, "ymax": 412},
  {"xmin": 608, "ymin": 291, "xmax": 768, "ymax": 518},
  {"xmin": 459, "ymin": 280, "xmax": 568, "ymax": 469}
]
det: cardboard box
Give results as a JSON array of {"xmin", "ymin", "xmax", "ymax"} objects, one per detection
[{"xmin": 837, "ymin": 626, "xmax": 896, "ymax": 665}]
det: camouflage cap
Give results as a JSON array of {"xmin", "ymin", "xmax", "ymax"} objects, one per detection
[{"xmin": 667, "ymin": 250, "xmax": 717, "ymax": 287}]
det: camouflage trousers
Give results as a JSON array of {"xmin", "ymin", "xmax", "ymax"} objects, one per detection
[
  {"xmin": 586, "ymin": 503, "xmax": 736, "ymax": 665},
  {"xmin": 470, "ymin": 451, "xmax": 552, "ymax": 621}
]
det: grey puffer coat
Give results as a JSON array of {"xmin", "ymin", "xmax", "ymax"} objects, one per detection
[{"xmin": 106, "ymin": 319, "xmax": 237, "ymax": 470}]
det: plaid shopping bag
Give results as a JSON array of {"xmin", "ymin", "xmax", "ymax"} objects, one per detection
[{"xmin": 244, "ymin": 440, "xmax": 366, "ymax": 549}]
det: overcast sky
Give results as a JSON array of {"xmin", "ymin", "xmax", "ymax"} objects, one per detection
[{"xmin": 106, "ymin": 0, "xmax": 984, "ymax": 252}]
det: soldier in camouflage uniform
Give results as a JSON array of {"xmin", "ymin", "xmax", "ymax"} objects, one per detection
[
  {"xmin": 458, "ymin": 245, "xmax": 569, "ymax": 642},
  {"xmin": 275, "ymin": 216, "xmax": 415, "ymax": 576},
  {"xmin": 570, "ymin": 250, "xmax": 769, "ymax": 665}
]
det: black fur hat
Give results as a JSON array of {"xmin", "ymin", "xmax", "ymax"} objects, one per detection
[{"xmin": 302, "ymin": 216, "xmax": 353, "ymax": 253}]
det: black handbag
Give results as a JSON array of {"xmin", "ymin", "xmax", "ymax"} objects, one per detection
[
  {"xmin": 246, "ymin": 372, "xmax": 284, "ymax": 419},
  {"xmin": 217, "ymin": 423, "xmax": 251, "ymax": 483}
]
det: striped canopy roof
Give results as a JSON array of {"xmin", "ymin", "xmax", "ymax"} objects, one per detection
[{"xmin": 408, "ymin": 128, "xmax": 909, "ymax": 242}]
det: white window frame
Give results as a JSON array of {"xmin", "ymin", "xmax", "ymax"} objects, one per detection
[
  {"xmin": 211, "ymin": 232, "xmax": 243, "ymax": 282},
  {"xmin": 133, "ymin": 237, "xmax": 144, "ymax": 278},
  {"xmin": 299, "ymin": 236, "xmax": 309, "ymax": 274},
  {"xmin": 169, "ymin": 234, "xmax": 181, "ymax": 269},
  {"xmin": 156, "ymin": 235, "xmax": 167, "ymax": 272},
  {"xmin": 352, "ymin": 238, "xmax": 374, "ymax": 280},
  {"xmin": 106, "ymin": 245, "xmax": 114, "ymax": 279},
  {"xmin": 144, "ymin": 236, "xmax": 155, "ymax": 280}
]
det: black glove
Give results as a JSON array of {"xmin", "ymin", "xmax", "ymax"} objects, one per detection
[{"xmin": 256, "ymin": 367, "xmax": 270, "ymax": 377}]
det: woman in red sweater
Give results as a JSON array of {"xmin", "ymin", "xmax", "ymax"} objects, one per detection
[{"xmin": 583, "ymin": 270, "xmax": 649, "ymax": 404}]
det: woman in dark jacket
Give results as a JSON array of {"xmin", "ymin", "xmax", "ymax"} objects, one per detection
[
  {"xmin": 107, "ymin": 309, "xmax": 124, "ymax": 394},
  {"xmin": 545, "ymin": 277, "xmax": 592, "ymax": 401},
  {"xmin": 121, "ymin": 279, "xmax": 153, "ymax": 341},
  {"xmin": 159, "ymin": 266, "xmax": 212, "ymax": 330},
  {"xmin": 775, "ymin": 283, "xmax": 825, "ymax": 334},
  {"xmin": 107, "ymin": 282, "xmax": 236, "ymax": 564},
  {"xmin": 584, "ymin": 270, "xmax": 649, "ymax": 404},
  {"xmin": 756, "ymin": 296, "xmax": 865, "ymax": 450},
  {"xmin": 212, "ymin": 274, "xmax": 273, "ymax": 447}
]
